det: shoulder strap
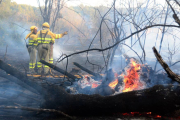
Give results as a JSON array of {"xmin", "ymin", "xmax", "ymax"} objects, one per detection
[
  {"xmin": 40, "ymin": 30, "xmax": 42, "ymax": 43},
  {"xmin": 44, "ymin": 31, "xmax": 49, "ymax": 39},
  {"xmin": 40, "ymin": 30, "xmax": 49, "ymax": 43}
]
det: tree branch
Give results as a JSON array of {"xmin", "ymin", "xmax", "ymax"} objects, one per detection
[
  {"xmin": 166, "ymin": 0, "xmax": 180, "ymax": 26},
  {"xmin": 57, "ymin": 24, "xmax": 179, "ymax": 62}
]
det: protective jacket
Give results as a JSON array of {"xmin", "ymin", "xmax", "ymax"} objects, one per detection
[
  {"xmin": 36, "ymin": 29, "xmax": 64, "ymax": 44},
  {"xmin": 35, "ymin": 29, "xmax": 64, "ymax": 74},
  {"xmin": 25, "ymin": 26, "xmax": 38, "ymax": 46},
  {"xmin": 36, "ymin": 29, "xmax": 64, "ymax": 65},
  {"xmin": 28, "ymin": 34, "xmax": 38, "ymax": 46}
]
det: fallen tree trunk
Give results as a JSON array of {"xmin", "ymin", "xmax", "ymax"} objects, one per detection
[
  {"xmin": 43, "ymin": 84, "xmax": 180, "ymax": 116},
  {"xmin": 152, "ymin": 47, "xmax": 180, "ymax": 83},
  {"xmin": 73, "ymin": 62, "xmax": 102, "ymax": 79},
  {"xmin": 0, "ymin": 72, "xmax": 38, "ymax": 94},
  {"xmin": 0, "ymin": 59, "xmax": 45, "ymax": 94},
  {"xmin": 40, "ymin": 60, "xmax": 77, "ymax": 81}
]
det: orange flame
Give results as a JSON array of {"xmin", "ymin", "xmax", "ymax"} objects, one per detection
[
  {"xmin": 109, "ymin": 79, "xmax": 118, "ymax": 89},
  {"xmin": 123, "ymin": 60, "xmax": 144, "ymax": 92}
]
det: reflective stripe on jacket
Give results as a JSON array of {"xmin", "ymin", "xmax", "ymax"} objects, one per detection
[
  {"xmin": 28, "ymin": 34, "xmax": 38, "ymax": 46},
  {"xmin": 35, "ymin": 29, "xmax": 64, "ymax": 44}
]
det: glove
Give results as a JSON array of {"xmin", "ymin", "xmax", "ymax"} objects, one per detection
[{"xmin": 63, "ymin": 31, "xmax": 68, "ymax": 35}]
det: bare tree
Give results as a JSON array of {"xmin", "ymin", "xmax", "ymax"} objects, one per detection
[
  {"xmin": 37, "ymin": 0, "xmax": 64, "ymax": 32},
  {"xmin": 57, "ymin": 0, "xmax": 180, "ymax": 75},
  {"xmin": 167, "ymin": 39, "xmax": 180, "ymax": 66}
]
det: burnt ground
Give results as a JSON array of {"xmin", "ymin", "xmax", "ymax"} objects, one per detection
[{"xmin": 0, "ymin": 48, "xmax": 179, "ymax": 120}]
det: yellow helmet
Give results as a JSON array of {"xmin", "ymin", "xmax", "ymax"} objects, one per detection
[
  {"xmin": 30, "ymin": 26, "xmax": 38, "ymax": 31},
  {"xmin": 42, "ymin": 22, "xmax": 50, "ymax": 28},
  {"xmin": 26, "ymin": 26, "xmax": 37, "ymax": 39}
]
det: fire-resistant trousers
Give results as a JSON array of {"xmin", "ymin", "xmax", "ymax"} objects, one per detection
[
  {"xmin": 28, "ymin": 46, "xmax": 37, "ymax": 73},
  {"xmin": 37, "ymin": 44, "xmax": 50, "ymax": 74},
  {"xmin": 49, "ymin": 43, "xmax": 54, "ymax": 64}
]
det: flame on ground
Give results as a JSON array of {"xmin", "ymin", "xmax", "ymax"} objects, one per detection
[{"xmin": 123, "ymin": 59, "xmax": 145, "ymax": 92}]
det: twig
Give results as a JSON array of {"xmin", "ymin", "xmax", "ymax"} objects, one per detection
[
  {"xmin": 0, "ymin": 105, "xmax": 75, "ymax": 120},
  {"xmin": 85, "ymin": 5, "xmax": 114, "ymax": 72},
  {"xmin": 174, "ymin": 0, "xmax": 180, "ymax": 7},
  {"xmin": 9, "ymin": 22, "xmax": 29, "ymax": 31},
  {"xmin": 61, "ymin": 17, "xmax": 87, "ymax": 38}
]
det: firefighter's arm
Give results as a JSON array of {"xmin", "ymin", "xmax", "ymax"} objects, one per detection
[{"xmin": 53, "ymin": 31, "xmax": 68, "ymax": 39}]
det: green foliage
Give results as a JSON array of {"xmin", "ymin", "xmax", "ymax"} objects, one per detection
[
  {"xmin": 0, "ymin": 0, "xmax": 42, "ymax": 24},
  {"xmin": 0, "ymin": 0, "xmax": 12, "ymax": 18},
  {"xmin": 0, "ymin": 0, "xmax": 42, "ymax": 47}
]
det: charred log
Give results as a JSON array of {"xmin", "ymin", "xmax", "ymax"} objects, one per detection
[
  {"xmin": 152, "ymin": 47, "xmax": 180, "ymax": 83},
  {"xmin": 73, "ymin": 62, "xmax": 102, "ymax": 79},
  {"xmin": 40, "ymin": 60, "xmax": 77, "ymax": 81},
  {"xmin": 0, "ymin": 59, "xmax": 44, "ymax": 94},
  {"xmin": 0, "ymin": 71, "xmax": 38, "ymax": 94},
  {"xmin": 43, "ymin": 84, "xmax": 180, "ymax": 116}
]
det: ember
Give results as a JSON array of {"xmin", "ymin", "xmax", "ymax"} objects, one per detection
[
  {"xmin": 155, "ymin": 115, "xmax": 162, "ymax": 118},
  {"xmin": 122, "ymin": 59, "xmax": 145, "ymax": 92},
  {"xmin": 78, "ymin": 75, "xmax": 101, "ymax": 89},
  {"xmin": 92, "ymin": 83, "xmax": 100, "ymax": 88},
  {"xmin": 120, "ymin": 112, "xmax": 164, "ymax": 119}
]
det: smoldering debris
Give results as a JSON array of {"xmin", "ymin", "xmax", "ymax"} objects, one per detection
[{"xmin": 66, "ymin": 58, "xmax": 177, "ymax": 96}]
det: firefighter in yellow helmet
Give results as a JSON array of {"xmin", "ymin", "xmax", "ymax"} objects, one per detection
[
  {"xmin": 25, "ymin": 26, "xmax": 38, "ymax": 74},
  {"xmin": 36, "ymin": 22, "xmax": 68, "ymax": 74}
]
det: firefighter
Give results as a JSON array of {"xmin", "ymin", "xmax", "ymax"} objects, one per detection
[
  {"xmin": 25, "ymin": 26, "xmax": 38, "ymax": 74},
  {"xmin": 36, "ymin": 22, "xmax": 68, "ymax": 74}
]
